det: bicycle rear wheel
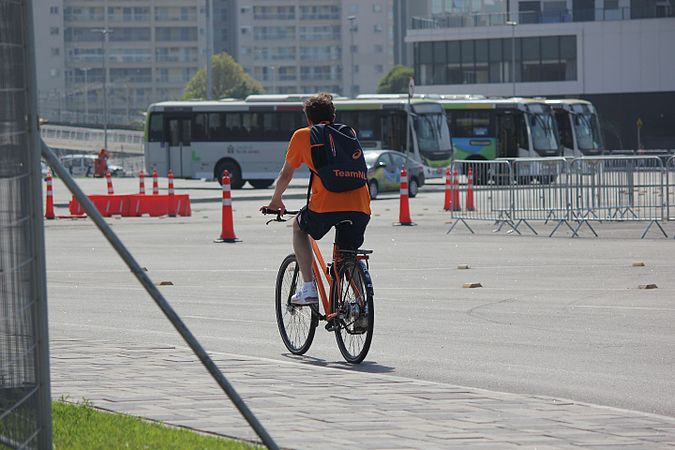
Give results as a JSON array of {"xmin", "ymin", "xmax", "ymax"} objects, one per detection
[
  {"xmin": 275, "ymin": 254, "xmax": 317, "ymax": 355},
  {"xmin": 332, "ymin": 258, "xmax": 374, "ymax": 363}
]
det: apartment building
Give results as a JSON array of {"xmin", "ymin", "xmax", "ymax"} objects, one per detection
[
  {"xmin": 36, "ymin": 1, "xmax": 209, "ymax": 125},
  {"xmin": 236, "ymin": 0, "xmax": 395, "ymax": 96},
  {"xmin": 405, "ymin": 0, "xmax": 675, "ymax": 148}
]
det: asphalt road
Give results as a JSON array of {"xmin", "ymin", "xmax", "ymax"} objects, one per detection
[{"xmin": 45, "ymin": 177, "xmax": 675, "ymax": 420}]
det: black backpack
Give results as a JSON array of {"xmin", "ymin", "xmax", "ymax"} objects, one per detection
[{"xmin": 309, "ymin": 123, "xmax": 368, "ymax": 193}]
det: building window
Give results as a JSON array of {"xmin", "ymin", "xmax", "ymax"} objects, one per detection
[
  {"xmin": 50, "ymin": 27, "xmax": 59, "ymax": 36},
  {"xmin": 414, "ymin": 35, "xmax": 577, "ymax": 86},
  {"xmin": 50, "ymin": 48, "xmax": 60, "ymax": 56},
  {"xmin": 373, "ymin": 4, "xmax": 382, "ymax": 13},
  {"xmin": 50, "ymin": 6, "xmax": 59, "ymax": 14},
  {"xmin": 375, "ymin": 64, "xmax": 384, "ymax": 73},
  {"xmin": 373, "ymin": 24, "xmax": 383, "ymax": 32},
  {"xmin": 374, "ymin": 44, "xmax": 383, "ymax": 53}
]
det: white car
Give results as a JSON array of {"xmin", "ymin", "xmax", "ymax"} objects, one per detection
[{"xmin": 59, "ymin": 154, "xmax": 125, "ymax": 177}]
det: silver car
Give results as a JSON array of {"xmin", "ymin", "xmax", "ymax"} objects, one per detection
[{"xmin": 364, "ymin": 150, "xmax": 425, "ymax": 200}]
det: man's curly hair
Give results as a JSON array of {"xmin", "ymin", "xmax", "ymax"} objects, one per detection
[{"xmin": 303, "ymin": 92, "xmax": 336, "ymax": 124}]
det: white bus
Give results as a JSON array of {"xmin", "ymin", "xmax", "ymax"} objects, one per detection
[
  {"xmin": 144, "ymin": 95, "xmax": 453, "ymax": 189},
  {"xmin": 439, "ymin": 97, "xmax": 561, "ymax": 162},
  {"xmin": 545, "ymin": 99, "xmax": 604, "ymax": 157}
]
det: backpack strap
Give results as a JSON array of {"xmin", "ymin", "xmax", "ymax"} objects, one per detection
[{"xmin": 306, "ymin": 172, "xmax": 313, "ymax": 206}]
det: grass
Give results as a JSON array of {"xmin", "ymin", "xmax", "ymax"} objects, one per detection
[{"xmin": 52, "ymin": 399, "xmax": 259, "ymax": 450}]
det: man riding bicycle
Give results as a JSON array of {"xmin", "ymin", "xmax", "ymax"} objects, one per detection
[{"xmin": 262, "ymin": 93, "xmax": 371, "ymax": 306}]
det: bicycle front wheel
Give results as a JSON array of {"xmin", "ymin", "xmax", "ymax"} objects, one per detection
[
  {"xmin": 332, "ymin": 258, "xmax": 374, "ymax": 364},
  {"xmin": 275, "ymin": 254, "xmax": 317, "ymax": 355}
]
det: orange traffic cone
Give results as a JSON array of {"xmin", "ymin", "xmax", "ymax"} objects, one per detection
[
  {"xmin": 451, "ymin": 169, "xmax": 461, "ymax": 211},
  {"xmin": 139, "ymin": 171, "xmax": 146, "ymax": 194},
  {"xmin": 214, "ymin": 170, "xmax": 240, "ymax": 242},
  {"xmin": 152, "ymin": 167, "xmax": 159, "ymax": 195},
  {"xmin": 45, "ymin": 170, "xmax": 55, "ymax": 220},
  {"xmin": 105, "ymin": 170, "xmax": 114, "ymax": 194},
  {"xmin": 466, "ymin": 166, "xmax": 475, "ymax": 211},
  {"xmin": 167, "ymin": 169, "xmax": 176, "ymax": 217},
  {"xmin": 395, "ymin": 167, "xmax": 415, "ymax": 226},
  {"xmin": 443, "ymin": 167, "xmax": 452, "ymax": 211}
]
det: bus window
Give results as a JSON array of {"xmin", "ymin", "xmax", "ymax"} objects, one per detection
[
  {"xmin": 516, "ymin": 114, "xmax": 529, "ymax": 153},
  {"xmin": 169, "ymin": 120, "xmax": 180, "ymax": 146},
  {"xmin": 454, "ymin": 111, "xmax": 491, "ymax": 138},
  {"xmin": 380, "ymin": 111, "xmax": 406, "ymax": 151},
  {"xmin": 554, "ymin": 110, "xmax": 573, "ymax": 149},
  {"xmin": 529, "ymin": 113, "xmax": 558, "ymax": 154},
  {"xmin": 148, "ymin": 113, "xmax": 164, "ymax": 142},
  {"xmin": 192, "ymin": 113, "xmax": 208, "ymax": 141},
  {"xmin": 208, "ymin": 112, "xmax": 225, "ymax": 140},
  {"xmin": 356, "ymin": 113, "xmax": 380, "ymax": 141},
  {"xmin": 224, "ymin": 112, "xmax": 244, "ymax": 139}
]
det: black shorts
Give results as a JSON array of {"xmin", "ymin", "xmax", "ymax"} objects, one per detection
[{"xmin": 296, "ymin": 207, "xmax": 369, "ymax": 250}]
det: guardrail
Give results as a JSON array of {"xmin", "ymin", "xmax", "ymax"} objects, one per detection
[
  {"xmin": 447, "ymin": 156, "xmax": 672, "ymax": 238},
  {"xmin": 40, "ymin": 124, "xmax": 144, "ymax": 154}
]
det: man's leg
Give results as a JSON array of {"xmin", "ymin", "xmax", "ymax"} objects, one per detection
[{"xmin": 293, "ymin": 217, "xmax": 314, "ymax": 283}]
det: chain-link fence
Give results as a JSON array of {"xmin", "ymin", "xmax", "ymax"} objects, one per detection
[{"xmin": 0, "ymin": 0, "xmax": 52, "ymax": 448}]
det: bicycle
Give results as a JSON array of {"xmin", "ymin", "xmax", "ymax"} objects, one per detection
[{"xmin": 262, "ymin": 208, "xmax": 374, "ymax": 364}]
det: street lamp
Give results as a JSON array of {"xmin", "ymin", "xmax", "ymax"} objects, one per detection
[
  {"xmin": 93, "ymin": 27, "xmax": 112, "ymax": 149},
  {"xmin": 348, "ymin": 15, "xmax": 356, "ymax": 98},
  {"xmin": 206, "ymin": 0, "xmax": 213, "ymax": 100},
  {"xmin": 506, "ymin": 21, "xmax": 517, "ymax": 97}
]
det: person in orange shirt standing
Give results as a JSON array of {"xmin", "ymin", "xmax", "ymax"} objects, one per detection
[{"xmin": 262, "ymin": 93, "xmax": 371, "ymax": 305}]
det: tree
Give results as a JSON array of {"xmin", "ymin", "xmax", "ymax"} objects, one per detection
[
  {"xmin": 183, "ymin": 52, "xmax": 264, "ymax": 100},
  {"xmin": 376, "ymin": 65, "xmax": 414, "ymax": 94}
]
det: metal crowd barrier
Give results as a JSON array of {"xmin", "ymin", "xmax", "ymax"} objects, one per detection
[
  {"xmin": 447, "ymin": 156, "xmax": 671, "ymax": 239},
  {"xmin": 446, "ymin": 160, "xmax": 512, "ymax": 235},
  {"xmin": 667, "ymin": 156, "xmax": 675, "ymax": 221}
]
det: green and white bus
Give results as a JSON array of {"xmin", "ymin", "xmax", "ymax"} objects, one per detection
[
  {"xmin": 144, "ymin": 95, "xmax": 453, "ymax": 188},
  {"xmin": 440, "ymin": 97, "xmax": 561, "ymax": 162},
  {"xmin": 545, "ymin": 99, "xmax": 604, "ymax": 157}
]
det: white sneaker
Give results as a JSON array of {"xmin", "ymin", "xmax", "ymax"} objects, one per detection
[{"xmin": 291, "ymin": 284, "xmax": 319, "ymax": 306}]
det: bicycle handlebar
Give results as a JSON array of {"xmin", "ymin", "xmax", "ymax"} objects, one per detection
[{"xmin": 261, "ymin": 208, "xmax": 300, "ymax": 224}]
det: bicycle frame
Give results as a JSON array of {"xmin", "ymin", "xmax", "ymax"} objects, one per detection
[{"xmin": 309, "ymin": 239, "xmax": 368, "ymax": 322}]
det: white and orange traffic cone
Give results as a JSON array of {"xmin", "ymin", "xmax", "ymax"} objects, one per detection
[
  {"xmin": 443, "ymin": 167, "xmax": 452, "ymax": 211},
  {"xmin": 466, "ymin": 166, "xmax": 475, "ymax": 211},
  {"xmin": 214, "ymin": 170, "xmax": 240, "ymax": 242},
  {"xmin": 45, "ymin": 170, "xmax": 55, "ymax": 220},
  {"xmin": 105, "ymin": 170, "xmax": 114, "ymax": 195},
  {"xmin": 152, "ymin": 167, "xmax": 159, "ymax": 195},
  {"xmin": 139, "ymin": 171, "xmax": 146, "ymax": 194},
  {"xmin": 395, "ymin": 167, "xmax": 415, "ymax": 226},
  {"xmin": 167, "ymin": 169, "xmax": 176, "ymax": 217}
]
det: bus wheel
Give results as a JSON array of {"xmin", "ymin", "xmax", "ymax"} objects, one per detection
[
  {"xmin": 249, "ymin": 179, "xmax": 274, "ymax": 189},
  {"xmin": 368, "ymin": 180, "xmax": 379, "ymax": 200},
  {"xmin": 215, "ymin": 161, "xmax": 244, "ymax": 189}
]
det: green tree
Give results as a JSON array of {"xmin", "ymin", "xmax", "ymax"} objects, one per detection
[
  {"xmin": 183, "ymin": 52, "xmax": 264, "ymax": 100},
  {"xmin": 376, "ymin": 65, "xmax": 414, "ymax": 94}
]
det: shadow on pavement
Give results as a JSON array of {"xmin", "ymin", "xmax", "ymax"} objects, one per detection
[{"xmin": 281, "ymin": 353, "xmax": 395, "ymax": 374}]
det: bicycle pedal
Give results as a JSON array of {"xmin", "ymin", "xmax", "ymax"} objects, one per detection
[{"xmin": 325, "ymin": 322, "xmax": 338, "ymax": 332}]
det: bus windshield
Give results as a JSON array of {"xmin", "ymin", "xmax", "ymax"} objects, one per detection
[
  {"xmin": 574, "ymin": 113, "xmax": 603, "ymax": 151},
  {"xmin": 529, "ymin": 113, "xmax": 559, "ymax": 153},
  {"xmin": 413, "ymin": 112, "xmax": 452, "ymax": 158}
]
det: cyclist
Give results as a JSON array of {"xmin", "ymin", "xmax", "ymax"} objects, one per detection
[{"xmin": 262, "ymin": 93, "xmax": 371, "ymax": 306}]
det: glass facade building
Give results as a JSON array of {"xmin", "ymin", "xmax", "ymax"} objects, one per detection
[{"xmin": 415, "ymin": 35, "xmax": 576, "ymax": 85}]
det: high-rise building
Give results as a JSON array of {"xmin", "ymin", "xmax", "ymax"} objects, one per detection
[
  {"xmin": 236, "ymin": 1, "xmax": 395, "ymax": 96},
  {"xmin": 406, "ymin": 0, "xmax": 675, "ymax": 148},
  {"xmin": 35, "ymin": 1, "xmax": 209, "ymax": 125}
]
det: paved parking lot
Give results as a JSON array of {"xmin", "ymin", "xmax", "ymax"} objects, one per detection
[{"xmin": 45, "ymin": 176, "xmax": 675, "ymax": 449}]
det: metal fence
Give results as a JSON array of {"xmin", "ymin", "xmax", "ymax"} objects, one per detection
[
  {"xmin": 1, "ymin": 0, "xmax": 53, "ymax": 448},
  {"xmin": 447, "ymin": 156, "xmax": 672, "ymax": 238}
]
